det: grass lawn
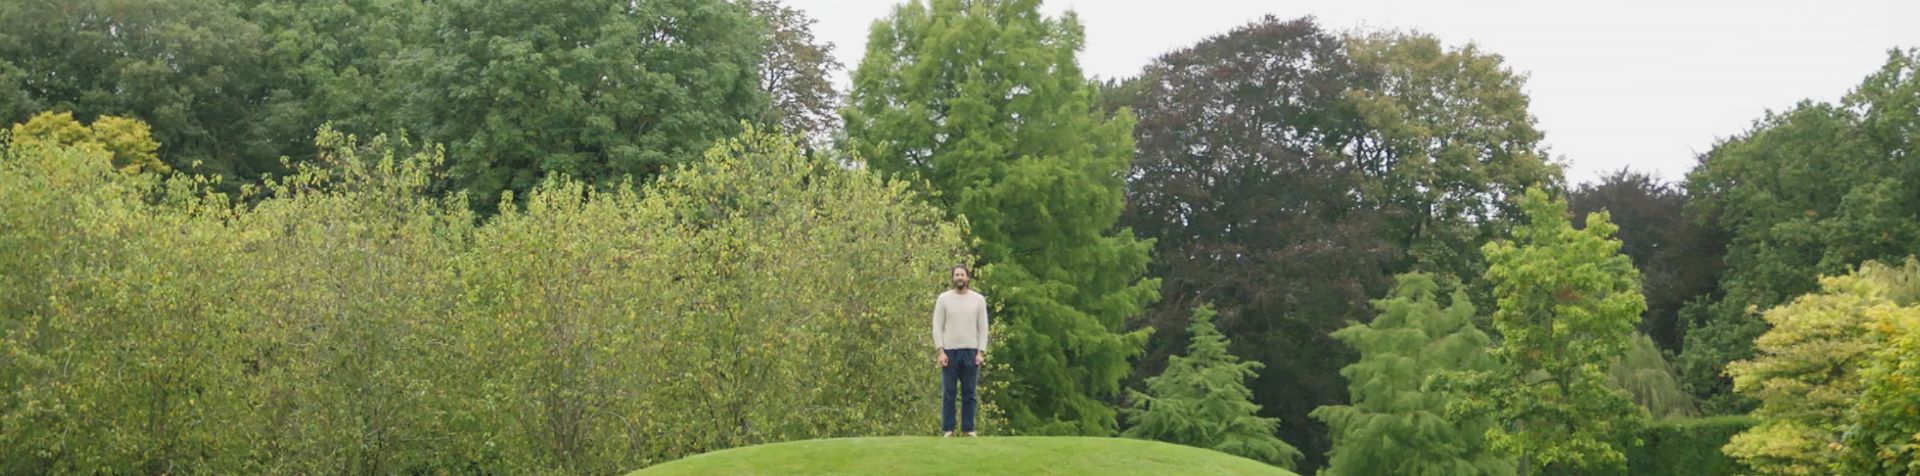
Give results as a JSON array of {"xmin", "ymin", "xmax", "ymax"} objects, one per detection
[{"xmin": 630, "ymin": 436, "xmax": 1298, "ymax": 476}]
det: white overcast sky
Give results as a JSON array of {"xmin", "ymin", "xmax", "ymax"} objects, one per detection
[{"xmin": 781, "ymin": 0, "xmax": 1919, "ymax": 185}]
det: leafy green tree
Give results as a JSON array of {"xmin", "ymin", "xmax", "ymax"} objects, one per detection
[
  {"xmin": 1100, "ymin": 17, "xmax": 1385, "ymax": 464},
  {"xmin": 1724, "ymin": 259, "xmax": 1920, "ymax": 475},
  {"xmin": 1462, "ymin": 189, "xmax": 1646, "ymax": 475},
  {"xmin": 1, "ymin": 123, "xmax": 249, "ymax": 473},
  {"xmin": 1607, "ymin": 333, "xmax": 1697, "ymax": 421},
  {"xmin": 1313, "ymin": 273, "xmax": 1514, "ymax": 476},
  {"xmin": 1104, "ymin": 20, "xmax": 1558, "ymax": 469},
  {"xmin": 1344, "ymin": 30, "xmax": 1562, "ymax": 298},
  {"xmin": 380, "ymin": 0, "xmax": 767, "ymax": 212},
  {"xmin": 1123, "ymin": 305, "xmax": 1301, "ymax": 469},
  {"xmin": 844, "ymin": 0, "xmax": 1158, "ymax": 435},
  {"xmin": 238, "ymin": 0, "xmax": 423, "ymax": 166},
  {"xmin": 0, "ymin": 0, "xmax": 293, "ymax": 179},
  {"xmin": 1842, "ymin": 258, "xmax": 1920, "ymax": 474},
  {"xmin": 1680, "ymin": 48, "xmax": 1920, "ymax": 413},
  {"xmin": 746, "ymin": 0, "xmax": 842, "ymax": 141},
  {"xmin": 1568, "ymin": 169, "xmax": 1727, "ymax": 353},
  {"xmin": 10, "ymin": 111, "xmax": 168, "ymax": 173}
]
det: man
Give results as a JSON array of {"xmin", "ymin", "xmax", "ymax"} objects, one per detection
[{"xmin": 932, "ymin": 264, "xmax": 988, "ymax": 437}]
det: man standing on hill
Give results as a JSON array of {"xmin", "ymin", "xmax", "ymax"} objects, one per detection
[{"xmin": 933, "ymin": 264, "xmax": 989, "ymax": 437}]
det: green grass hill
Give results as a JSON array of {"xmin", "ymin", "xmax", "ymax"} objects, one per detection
[{"xmin": 630, "ymin": 436, "xmax": 1298, "ymax": 476}]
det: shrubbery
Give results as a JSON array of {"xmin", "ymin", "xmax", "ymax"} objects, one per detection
[{"xmin": 0, "ymin": 126, "xmax": 968, "ymax": 473}]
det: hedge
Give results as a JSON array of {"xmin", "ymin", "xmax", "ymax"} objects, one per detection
[{"xmin": 1623, "ymin": 416, "xmax": 1756, "ymax": 476}]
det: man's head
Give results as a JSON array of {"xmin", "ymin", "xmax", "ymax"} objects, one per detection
[{"xmin": 950, "ymin": 264, "xmax": 971, "ymax": 291}]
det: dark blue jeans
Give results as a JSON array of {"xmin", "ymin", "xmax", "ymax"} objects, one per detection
[{"xmin": 940, "ymin": 348, "xmax": 979, "ymax": 433}]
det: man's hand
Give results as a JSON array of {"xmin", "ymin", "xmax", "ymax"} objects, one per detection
[
  {"xmin": 975, "ymin": 352, "xmax": 985, "ymax": 366},
  {"xmin": 937, "ymin": 350, "xmax": 949, "ymax": 368}
]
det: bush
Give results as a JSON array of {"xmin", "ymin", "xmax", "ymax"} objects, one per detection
[
  {"xmin": 1623, "ymin": 416, "xmax": 1755, "ymax": 476},
  {"xmin": 0, "ymin": 124, "xmax": 970, "ymax": 473}
]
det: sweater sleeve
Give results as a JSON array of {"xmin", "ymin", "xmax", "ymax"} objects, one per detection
[
  {"xmin": 931, "ymin": 294, "xmax": 947, "ymax": 349},
  {"xmin": 977, "ymin": 297, "xmax": 990, "ymax": 353}
]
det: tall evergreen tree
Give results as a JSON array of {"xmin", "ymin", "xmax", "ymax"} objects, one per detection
[
  {"xmin": 1314, "ymin": 273, "xmax": 1513, "ymax": 476},
  {"xmin": 844, "ymin": 0, "xmax": 1157, "ymax": 435},
  {"xmin": 1123, "ymin": 305, "xmax": 1301, "ymax": 469},
  {"xmin": 1460, "ymin": 189, "xmax": 1646, "ymax": 475}
]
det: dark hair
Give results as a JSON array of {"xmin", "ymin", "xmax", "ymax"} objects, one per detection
[{"xmin": 950, "ymin": 264, "xmax": 971, "ymax": 278}]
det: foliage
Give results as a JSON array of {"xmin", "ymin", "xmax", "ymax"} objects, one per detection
[
  {"xmin": 0, "ymin": 0, "xmax": 293, "ymax": 180},
  {"xmin": 4, "ymin": 0, "xmax": 773, "ymax": 203},
  {"xmin": 1621, "ymin": 416, "xmax": 1756, "ymax": 476},
  {"xmin": 1721, "ymin": 264, "xmax": 1887, "ymax": 475},
  {"xmin": 377, "ymin": 0, "xmax": 767, "ymax": 212},
  {"xmin": 1459, "ymin": 189, "xmax": 1646, "ymax": 474},
  {"xmin": 1679, "ymin": 48, "xmax": 1920, "ymax": 414},
  {"xmin": 1607, "ymin": 333, "xmax": 1697, "ymax": 421},
  {"xmin": 1313, "ymin": 273, "xmax": 1514, "ymax": 476},
  {"xmin": 0, "ymin": 122, "xmax": 246, "ymax": 474},
  {"xmin": 1104, "ymin": 19, "xmax": 1558, "ymax": 469},
  {"xmin": 844, "ymin": 0, "xmax": 1158, "ymax": 435},
  {"xmin": 1343, "ymin": 30, "xmax": 1562, "ymax": 297},
  {"xmin": 1568, "ymin": 169, "xmax": 1726, "ymax": 353},
  {"xmin": 746, "ymin": 0, "xmax": 842, "ymax": 141},
  {"xmin": 1100, "ymin": 17, "xmax": 1384, "ymax": 464},
  {"xmin": 1840, "ymin": 258, "xmax": 1920, "ymax": 474},
  {"xmin": 1722, "ymin": 258, "xmax": 1920, "ymax": 475},
  {"xmin": 0, "ymin": 126, "xmax": 969, "ymax": 473},
  {"xmin": 9, "ymin": 111, "xmax": 168, "ymax": 174},
  {"xmin": 1123, "ymin": 306, "xmax": 1301, "ymax": 468}
]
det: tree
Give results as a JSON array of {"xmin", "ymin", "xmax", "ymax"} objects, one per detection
[
  {"xmin": 0, "ymin": 122, "xmax": 248, "ymax": 474},
  {"xmin": 1568, "ymin": 169, "xmax": 1726, "ymax": 353},
  {"xmin": 1462, "ymin": 189, "xmax": 1645, "ymax": 474},
  {"xmin": 1724, "ymin": 259, "xmax": 1920, "ymax": 475},
  {"xmin": 0, "ymin": 0, "xmax": 293, "ymax": 180},
  {"xmin": 1606, "ymin": 333, "xmax": 1697, "ymax": 421},
  {"xmin": 10, "ymin": 111, "xmax": 167, "ymax": 173},
  {"xmin": 380, "ymin": 0, "xmax": 768, "ymax": 212},
  {"xmin": 1313, "ymin": 273, "xmax": 1514, "ymax": 476},
  {"xmin": 1841, "ymin": 258, "xmax": 1920, "ymax": 475},
  {"xmin": 1100, "ymin": 16, "xmax": 1385, "ymax": 463},
  {"xmin": 745, "ymin": 0, "xmax": 842, "ymax": 141},
  {"xmin": 1103, "ymin": 18, "xmax": 1559, "ymax": 468},
  {"xmin": 843, "ymin": 0, "xmax": 1158, "ymax": 435},
  {"xmin": 1123, "ymin": 305, "xmax": 1301, "ymax": 469},
  {"xmin": 1344, "ymin": 30, "xmax": 1562, "ymax": 297},
  {"xmin": 1679, "ymin": 49, "xmax": 1920, "ymax": 414}
]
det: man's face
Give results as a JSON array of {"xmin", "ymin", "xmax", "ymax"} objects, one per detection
[{"xmin": 951, "ymin": 267, "xmax": 970, "ymax": 289}]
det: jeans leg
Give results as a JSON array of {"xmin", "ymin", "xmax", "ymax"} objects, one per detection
[
  {"xmin": 960, "ymin": 349, "xmax": 978, "ymax": 433},
  {"xmin": 941, "ymin": 349, "xmax": 958, "ymax": 432}
]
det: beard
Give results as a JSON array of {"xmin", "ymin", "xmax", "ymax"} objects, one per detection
[{"xmin": 952, "ymin": 279, "xmax": 968, "ymax": 290}]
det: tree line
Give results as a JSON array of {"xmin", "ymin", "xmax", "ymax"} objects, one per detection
[{"xmin": 4, "ymin": 0, "xmax": 1919, "ymax": 474}]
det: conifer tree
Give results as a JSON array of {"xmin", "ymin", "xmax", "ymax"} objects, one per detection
[
  {"xmin": 1314, "ymin": 273, "xmax": 1514, "ymax": 476},
  {"xmin": 1123, "ymin": 305, "xmax": 1300, "ymax": 469}
]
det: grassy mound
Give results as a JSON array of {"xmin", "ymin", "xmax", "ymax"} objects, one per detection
[{"xmin": 630, "ymin": 436, "xmax": 1297, "ymax": 476}]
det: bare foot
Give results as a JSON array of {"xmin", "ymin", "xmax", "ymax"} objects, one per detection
[
  {"xmin": 942, "ymin": 432, "xmax": 953, "ymax": 438},
  {"xmin": 965, "ymin": 432, "xmax": 977, "ymax": 437}
]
